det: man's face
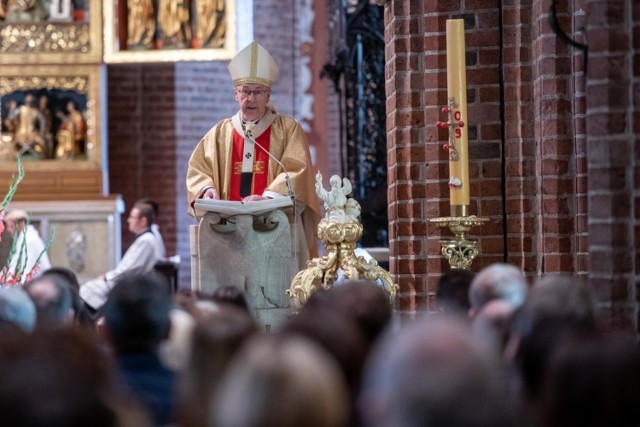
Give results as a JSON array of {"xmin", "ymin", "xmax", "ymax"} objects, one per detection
[
  {"xmin": 127, "ymin": 207, "xmax": 147, "ymax": 234},
  {"xmin": 234, "ymin": 84, "xmax": 270, "ymax": 122}
]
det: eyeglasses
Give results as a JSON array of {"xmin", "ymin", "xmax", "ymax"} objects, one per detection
[{"xmin": 236, "ymin": 88, "xmax": 269, "ymax": 98}]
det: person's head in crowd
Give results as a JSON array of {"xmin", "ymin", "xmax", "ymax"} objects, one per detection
[
  {"xmin": 228, "ymin": 42, "xmax": 277, "ymax": 122},
  {"xmin": 213, "ymin": 335, "xmax": 349, "ymax": 427},
  {"xmin": 280, "ymin": 300, "xmax": 369, "ymax": 423},
  {"xmin": 24, "ymin": 274, "xmax": 74, "ymax": 327},
  {"xmin": 40, "ymin": 266, "xmax": 94, "ymax": 326},
  {"xmin": 211, "ymin": 285, "xmax": 251, "ymax": 313},
  {"xmin": 468, "ymin": 263, "xmax": 527, "ymax": 317},
  {"xmin": 361, "ymin": 315, "xmax": 513, "ymax": 427},
  {"xmin": 507, "ymin": 275, "xmax": 598, "ymax": 410},
  {"xmin": 325, "ymin": 280, "xmax": 392, "ymax": 350},
  {"xmin": 0, "ymin": 286, "xmax": 36, "ymax": 333},
  {"xmin": 0, "ymin": 328, "xmax": 140, "ymax": 427},
  {"xmin": 102, "ymin": 272, "xmax": 172, "ymax": 355},
  {"xmin": 539, "ymin": 333, "xmax": 640, "ymax": 427},
  {"xmin": 178, "ymin": 306, "xmax": 258, "ymax": 427},
  {"xmin": 436, "ymin": 268, "xmax": 475, "ymax": 314}
]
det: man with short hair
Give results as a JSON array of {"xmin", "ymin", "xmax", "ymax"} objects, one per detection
[{"xmin": 80, "ymin": 199, "xmax": 164, "ymax": 311}]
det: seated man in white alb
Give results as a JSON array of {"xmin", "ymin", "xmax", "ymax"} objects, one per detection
[{"xmin": 80, "ymin": 199, "xmax": 164, "ymax": 312}]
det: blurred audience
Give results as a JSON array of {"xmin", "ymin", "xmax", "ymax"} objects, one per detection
[
  {"xmin": 178, "ymin": 306, "xmax": 258, "ymax": 427},
  {"xmin": 0, "ymin": 259, "xmax": 637, "ymax": 427},
  {"xmin": 281, "ymin": 294, "xmax": 369, "ymax": 426},
  {"xmin": 540, "ymin": 333, "xmax": 640, "ymax": 427},
  {"xmin": 0, "ymin": 328, "xmax": 151, "ymax": 427},
  {"xmin": 213, "ymin": 335, "xmax": 349, "ymax": 427},
  {"xmin": 101, "ymin": 272, "xmax": 176, "ymax": 426},
  {"xmin": 360, "ymin": 314, "xmax": 514, "ymax": 427},
  {"xmin": 507, "ymin": 274, "xmax": 598, "ymax": 424}
]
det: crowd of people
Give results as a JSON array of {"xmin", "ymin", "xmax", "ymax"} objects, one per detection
[{"xmin": 0, "ymin": 264, "xmax": 638, "ymax": 427}]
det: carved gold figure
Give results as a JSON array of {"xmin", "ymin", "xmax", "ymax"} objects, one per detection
[
  {"xmin": 9, "ymin": 94, "xmax": 47, "ymax": 157},
  {"xmin": 157, "ymin": 0, "xmax": 191, "ymax": 48},
  {"xmin": 127, "ymin": 0, "xmax": 155, "ymax": 49},
  {"xmin": 193, "ymin": 0, "xmax": 225, "ymax": 48},
  {"xmin": 55, "ymin": 100, "xmax": 86, "ymax": 158}
]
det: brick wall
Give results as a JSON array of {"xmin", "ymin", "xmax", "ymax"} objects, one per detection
[
  {"xmin": 107, "ymin": 64, "xmax": 177, "ymax": 256},
  {"xmin": 385, "ymin": 0, "xmax": 639, "ymax": 332}
]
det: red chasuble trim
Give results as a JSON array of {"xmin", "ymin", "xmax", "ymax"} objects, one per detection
[{"xmin": 229, "ymin": 128, "xmax": 272, "ymax": 201}]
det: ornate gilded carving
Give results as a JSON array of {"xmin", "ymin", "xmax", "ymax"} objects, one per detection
[
  {"xmin": 0, "ymin": 23, "xmax": 90, "ymax": 54},
  {"xmin": 0, "ymin": 76, "xmax": 88, "ymax": 96},
  {"xmin": 287, "ymin": 173, "xmax": 398, "ymax": 311},
  {"xmin": 429, "ymin": 215, "xmax": 490, "ymax": 269}
]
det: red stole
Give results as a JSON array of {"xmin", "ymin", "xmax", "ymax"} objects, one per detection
[{"xmin": 229, "ymin": 128, "xmax": 272, "ymax": 201}]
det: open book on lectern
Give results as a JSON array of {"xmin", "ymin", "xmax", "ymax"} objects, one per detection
[{"xmin": 194, "ymin": 197, "xmax": 293, "ymax": 218}]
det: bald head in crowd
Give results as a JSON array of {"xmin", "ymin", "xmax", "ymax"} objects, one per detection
[{"xmin": 468, "ymin": 263, "xmax": 527, "ymax": 317}]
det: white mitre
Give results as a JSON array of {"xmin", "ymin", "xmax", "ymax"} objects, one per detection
[{"xmin": 228, "ymin": 41, "xmax": 279, "ymax": 87}]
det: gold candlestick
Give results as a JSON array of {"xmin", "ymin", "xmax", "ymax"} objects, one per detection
[{"xmin": 430, "ymin": 216, "xmax": 489, "ymax": 269}]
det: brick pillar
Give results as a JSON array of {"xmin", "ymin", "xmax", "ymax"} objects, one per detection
[
  {"xmin": 385, "ymin": 0, "xmax": 428, "ymax": 317},
  {"xmin": 586, "ymin": 0, "xmax": 637, "ymax": 332},
  {"xmin": 531, "ymin": 0, "xmax": 580, "ymax": 274}
]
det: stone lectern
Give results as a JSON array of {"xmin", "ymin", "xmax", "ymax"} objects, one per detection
[{"xmin": 190, "ymin": 197, "xmax": 298, "ymax": 329}]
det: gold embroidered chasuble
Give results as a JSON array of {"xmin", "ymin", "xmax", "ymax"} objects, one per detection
[{"xmin": 186, "ymin": 111, "xmax": 321, "ymax": 258}]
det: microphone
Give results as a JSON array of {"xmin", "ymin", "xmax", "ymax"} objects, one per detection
[
  {"xmin": 243, "ymin": 131, "xmax": 295, "ymax": 205},
  {"xmin": 243, "ymin": 130, "xmax": 300, "ymax": 271}
]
